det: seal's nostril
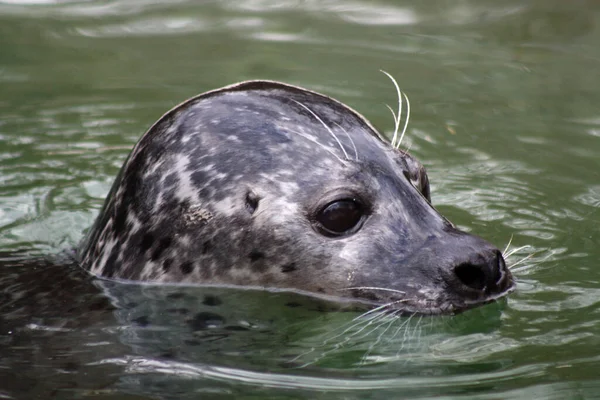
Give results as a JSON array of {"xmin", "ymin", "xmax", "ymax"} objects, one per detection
[
  {"xmin": 454, "ymin": 263, "xmax": 487, "ymax": 291},
  {"xmin": 453, "ymin": 250, "xmax": 512, "ymax": 294}
]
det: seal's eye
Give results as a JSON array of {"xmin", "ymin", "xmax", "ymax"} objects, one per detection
[{"xmin": 315, "ymin": 199, "xmax": 365, "ymax": 237}]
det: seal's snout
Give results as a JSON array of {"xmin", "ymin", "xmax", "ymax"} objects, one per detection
[{"xmin": 453, "ymin": 250, "xmax": 512, "ymax": 296}]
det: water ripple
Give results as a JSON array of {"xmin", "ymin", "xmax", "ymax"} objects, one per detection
[{"xmin": 97, "ymin": 356, "xmax": 545, "ymax": 391}]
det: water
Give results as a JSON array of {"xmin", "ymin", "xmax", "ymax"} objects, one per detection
[{"xmin": 1, "ymin": 1, "xmax": 599, "ymax": 398}]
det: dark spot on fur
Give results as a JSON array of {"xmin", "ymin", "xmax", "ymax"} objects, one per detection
[
  {"xmin": 140, "ymin": 233, "xmax": 154, "ymax": 252},
  {"xmin": 132, "ymin": 316, "xmax": 150, "ymax": 327},
  {"xmin": 190, "ymin": 170, "xmax": 209, "ymax": 187},
  {"xmin": 151, "ymin": 237, "xmax": 172, "ymax": 261},
  {"xmin": 281, "ymin": 263, "xmax": 297, "ymax": 273},
  {"xmin": 167, "ymin": 292, "xmax": 186, "ymax": 300},
  {"xmin": 201, "ymin": 240, "xmax": 212, "ymax": 254},
  {"xmin": 162, "ymin": 258, "xmax": 172, "ymax": 272},
  {"xmin": 249, "ymin": 250, "xmax": 264, "ymax": 262},
  {"xmin": 180, "ymin": 261, "xmax": 194, "ymax": 275},
  {"xmin": 102, "ymin": 250, "xmax": 119, "ymax": 278},
  {"xmin": 164, "ymin": 172, "xmax": 179, "ymax": 187},
  {"xmin": 113, "ymin": 209, "xmax": 127, "ymax": 236},
  {"xmin": 177, "ymin": 198, "xmax": 191, "ymax": 213},
  {"xmin": 188, "ymin": 312, "xmax": 225, "ymax": 331},
  {"xmin": 286, "ymin": 302, "xmax": 302, "ymax": 308},
  {"xmin": 249, "ymin": 250, "xmax": 268, "ymax": 272},
  {"xmin": 245, "ymin": 190, "xmax": 260, "ymax": 214},
  {"xmin": 202, "ymin": 295, "xmax": 222, "ymax": 306}
]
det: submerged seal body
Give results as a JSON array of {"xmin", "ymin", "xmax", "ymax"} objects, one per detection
[{"xmin": 78, "ymin": 80, "xmax": 514, "ymax": 314}]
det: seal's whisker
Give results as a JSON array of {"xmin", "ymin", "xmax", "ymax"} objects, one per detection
[
  {"xmin": 381, "ymin": 70, "xmax": 403, "ymax": 148},
  {"xmin": 504, "ymin": 245, "xmax": 532, "ymax": 258},
  {"xmin": 286, "ymin": 128, "xmax": 344, "ymax": 163},
  {"xmin": 291, "ymin": 310, "xmax": 391, "ymax": 367},
  {"xmin": 412, "ymin": 315, "xmax": 423, "ymax": 340},
  {"xmin": 502, "ymin": 237, "xmax": 541, "ymax": 273},
  {"xmin": 397, "ymin": 91, "xmax": 410, "ymax": 149},
  {"xmin": 394, "ymin": 312, "xmax": 417, "ymax": 356},
  {"xmin": 341, "ymin": 300, "xmax": 412, "ymax": 346},
  {"xmin": 345, "ymin": 300, "xmax": 407, "ymax": 328},
  {"xmin": 397, "ymin": 313, "xmax": 422, "ymax": 364},
  {"xmin": 508, "ymin": 252, "xmax": 538, "ymax": 269},
  {"xmin": 385, "ymin": 104, "xmax": 398, "ymax": 124},
  {"xmin": 291, "ymin": 99, "xmax": 350, "ymax": 160},
  {"xmin": 323, "ymin": 298, "xmax": 410, "ymax": 345},
  {"xmin": 351, "ymin": 311, "xmax": 398, "ymax": 341},
  {"xmin": 407, "ymin": 313, "xmax": 420, "ymax": 339},
  {"xmin": 385, "ymin": 104, "xmax": 400, "ymax": 148},
  {"xmin": 389, "ymin": 311, "xmax": 413, "ymax": 343},
  {"xmin": 381, "ymin": 70, "xmax": 410, "ymax": 149},
  {"xmin": 318, "ymin": 309, "xmax": 389, "ymax": 347},
  {"xmin": 341, "ymin": 286, "xmax": 406, "ymax": 295},
  {"xmin": 360, "ymin": 311, "xmax": 400, "ymax": 364},
  {"xmin": 502, "ymin": 235, "xmax": 514, "ymax": 255},
  {"xmin": 343, "ymin": 298, "xmax": 409, "ymax": 325},
  {"xmin": 399, "ymin": 140, "xmax": 414, "ymax": 156},
  {"xmin": 351, "ymin": 302, "xmax": 392, "ymax": 322},
  {"xmin": 338, "ymin": 311, "xmax": 391, "ymax": 342},
  {"xmin": 510, "ymin": 263, "xmax": 539, "ymax": 274},
  {"xmin": 293, "ymin": 310, "xmax": 395, "ymax": 368},
  {"xmin": 333, "ymin": 121, "xmax": 359, "ymax": 161},
  {"xmin": 505, "ymin": 244, "xmax": 555, "ymax": 274},
  {"xmin": 336, "ymin": 313, "xmax": 389, "ymax": 340}
]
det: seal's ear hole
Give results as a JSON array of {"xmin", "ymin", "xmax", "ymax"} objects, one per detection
[
  {"xmin": 403, "ymin": 169, "xmax": 431, "ymax": 203},
  {"xmin": 245, "ymin": 190, "xmax": 260, "ymax": 214},
  {"xmin": 420, "ymin": 172, "xmax": 431, "ymax": 203},
  {"xmin": 314, "ymin": 199, "xmax": 365, "ymax": 237}
]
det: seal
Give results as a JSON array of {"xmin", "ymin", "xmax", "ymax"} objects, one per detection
[{"xmin": 78, "ymin": 80, "xmax": 514, "ymax": 315}]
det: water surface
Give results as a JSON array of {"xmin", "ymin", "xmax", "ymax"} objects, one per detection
[{"xmin": 1, "ymin": 1, "xmax": 600, "ymax": 399}]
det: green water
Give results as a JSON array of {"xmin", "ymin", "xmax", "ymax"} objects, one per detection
[{"xmin": 1, "ymin": 1, "xmax": 600, "ymax": 399}]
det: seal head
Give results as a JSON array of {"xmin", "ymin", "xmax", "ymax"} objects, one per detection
[{"xmin": 79, "ymin": 80, "xmax": 514, "ymax": 314}]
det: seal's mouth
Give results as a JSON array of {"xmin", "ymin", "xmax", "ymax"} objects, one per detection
[
  {"xmin": 345, "ymin": 273, "xmax": 516, "ymax": 316},
  {"xmin": 393, "ymin": 286, "xmax": 515, "ymax": 316}
]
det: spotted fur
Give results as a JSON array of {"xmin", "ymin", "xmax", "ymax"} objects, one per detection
[{"xmin": 78, "ymin": 80, "xmax": 513, "ymax": 314}]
